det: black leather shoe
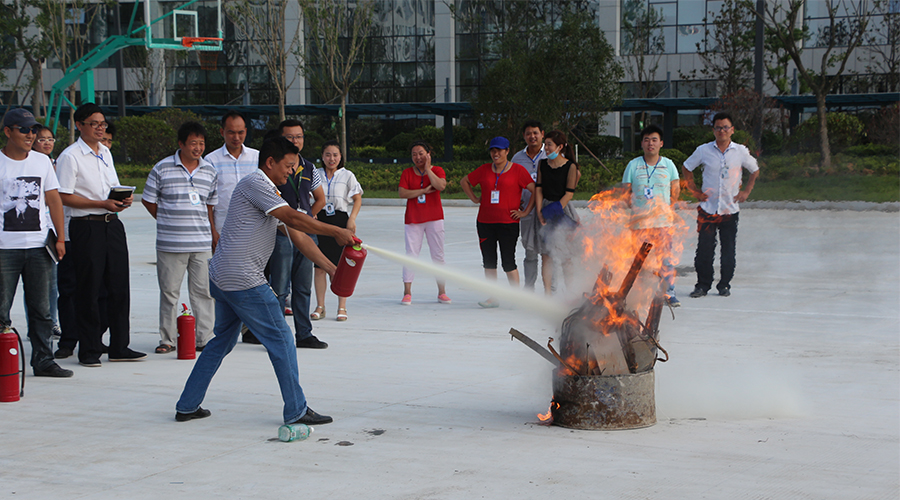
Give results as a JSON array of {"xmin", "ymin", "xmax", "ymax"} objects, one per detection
[
  {"xmin": 108, "ymin": 348, "xmax": 147, "ymax": 362},
  {"xmin": 175, "ymin": 407, "xmax": 211, "ymax": 422},
  {"xmin": 689, "ymin": 287, "xmax": 708, "ymax": 298},
  {"xmin": 242, "ymin": 331, "xmax": 261, "ymax": 344},
  {"xmin": 101, "ymin": 344, "xmax": 109, "ymax": 354},
  {"xmin": 54, "ymin": 347, "xmax": 74, "ymax": 359},
  {"xmin": 290, "ymin": 407, "xmax": 333, "ymax": 425},
  {"xmin": 296, "ymin": 335, "xmax": 328, "ymax": 349},
  {"xmin": 35, "ymin": 363, "xmax": 74, "ymax": 378},
  {"xmin": 79, "ymin": 358, "xmax": 101, "ymax": 367},
  {"xmin": 718, "ymin": 287, "xmax": 731, "ymax": 297}
]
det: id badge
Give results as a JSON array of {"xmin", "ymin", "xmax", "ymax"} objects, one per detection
[
  {"xmin": 643, "ymin": 186, "xmax": 654, "ymax": 200},
  {"xmin": 490, "ymin": 190, "xmax": 500, "ymax": 204},
  {"xmin": 417, "ymin": 194, "xmax": 426, "ymax": 204},
  {"xmin": 188, "ymin": 189, "xmax": 201, "ymax": 206},
  {"xmin": 325, "ymin": 202, "xmax": 335, "ymax": 216}
]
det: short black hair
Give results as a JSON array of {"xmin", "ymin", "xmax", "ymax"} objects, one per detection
[
  {"xmin": 74, "ymin": 103, "xmax": 104, "ymax": 124},
  {"xmin": 409, "ymin": 140, "xmax": 432, "ymax": 154},
  {"xmin": 105, "ymin": 120, "xmax": 116, "ymax": 137},
  {"xmin": 263, "ymin": 128, "xmax": 281, "ymax": 142},
  {"xmin": 277, "ymin": 119, "xmax": 304, "ymax": 135},
  {"xmin": 712, "ymin": 112, "xmax": 734, "ymax": 127},
  {"xmin": 522, "ymin": 120, "xmax": 543, "ymax": 133},
  {"xmin": 178, "ymin": 121, "xmax": 207, "ymax": 144},
  {"xmin": 221, "ymin": 110, "xmax": 247, "ymax": 128},
  {"xmin": 640, "ymin": 124, "xmax": 664, "ymax": 140},
  {"xmin": 259, "ymin": 136, "xmax": 300, "ymax": 169}
]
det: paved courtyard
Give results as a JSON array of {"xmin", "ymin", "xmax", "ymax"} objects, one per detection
[{"xmin": 1, "ymin": 202, "xmax": 897, "ymax": 499}]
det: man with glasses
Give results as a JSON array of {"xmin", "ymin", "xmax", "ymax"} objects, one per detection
[
  {"xmin": 0, "ymin": 109, "xmax": 71, "ymax": 377},
  {"xmin": 682, "ymin": 112, "xmax": 759, "ymax": 298},
  {"xmin": 267, "ymin": 119, "xmax": 327, "ymax": 348},
  {"xmin": 56, "ymin": 103, "xmax": 146, "ymax": 367}
]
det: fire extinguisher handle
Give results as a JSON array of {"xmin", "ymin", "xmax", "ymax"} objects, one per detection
[{"xmin": 352, "ymin": 236, "xmax": 362, "ymax": 245}]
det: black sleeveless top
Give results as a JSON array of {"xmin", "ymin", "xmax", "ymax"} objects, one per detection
[{"xmin": 538, "ymin": 159, "xmax": 575, "ymax": 202}]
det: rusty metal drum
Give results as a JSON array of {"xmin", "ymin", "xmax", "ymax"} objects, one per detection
[{"xmin": 551, "ymin": 369, "xmax": 656, "ymax": 430}]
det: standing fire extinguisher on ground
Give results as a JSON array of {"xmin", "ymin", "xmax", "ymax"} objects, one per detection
[
  {"xmin": 1, "ymin": 327, "xmax": 25, "ymax": 402},
  {"xmin": 177, "ymin": 304, "xmax": 196, "ymax": 360}
]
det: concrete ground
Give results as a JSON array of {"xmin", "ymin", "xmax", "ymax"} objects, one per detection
[{"xmin": 1, "ymin": 202, "xmax": 897, "ymax": 499}]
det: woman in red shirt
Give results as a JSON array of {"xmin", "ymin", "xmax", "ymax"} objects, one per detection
[
  {"xmin": 460, "ymin": 136, "xmax": 535, "ymax": 308},
  {"xmin": 398, "ymin": 141, "xmax": 451, "ymax": 305}
]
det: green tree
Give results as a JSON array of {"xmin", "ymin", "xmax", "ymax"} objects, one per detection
[
  {"xmin": 299, "ymin": 0, "xmax": 376, "ymax": 159},
  {"xmin": 474, "ymin": 9, "xmax": 622, "ymax": 140},
  {"xmin": 680, "ymin": 0, "xmax": 755, "ymax": 96},
  {"xmin": 756, "ymin": 0, "xmax": 870, "ymax": 169}
]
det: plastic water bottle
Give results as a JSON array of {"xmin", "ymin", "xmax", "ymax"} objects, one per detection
[{"xmin": 278, "ymin": 423, "xmax": 313, "ymax": 442}]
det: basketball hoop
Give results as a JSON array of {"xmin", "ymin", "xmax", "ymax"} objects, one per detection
[{"xmin": 182, "ymin": 37, "xmax": 223, "ymax": 71}]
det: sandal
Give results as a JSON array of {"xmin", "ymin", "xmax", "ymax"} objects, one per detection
[
  {"xmin": 310, "ymin": 306, "xmax": 325, "ymax": 320},
  {"xmin": 336, "ymin": 308, "xmax": 348, "ymax": 321},
  {"xmin": 155, "ymin": 344, "xmax": 175, "ymax": 354}
]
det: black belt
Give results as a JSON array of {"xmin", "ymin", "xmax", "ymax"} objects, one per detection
[{"xmin": 74, "ymin": 213, "xmax": 118, "ymax": 222}]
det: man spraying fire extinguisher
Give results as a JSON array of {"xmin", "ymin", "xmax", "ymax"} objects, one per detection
[{"xmin": 174, "ymin": 136, "xmax": 355, "ymax": 427}]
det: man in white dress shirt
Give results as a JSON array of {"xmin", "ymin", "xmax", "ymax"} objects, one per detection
[{"xmin": 682, "ymin": 112, "xmax": 759, "ymax": 298}]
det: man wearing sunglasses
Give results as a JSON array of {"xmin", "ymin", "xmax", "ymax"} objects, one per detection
[
  {"xmin": 56, "ymin": 103, "xmax": 146, "ymax": 367},
  {"xmin": 0, "ymin": 109, "xmax": 71, "ymax": 377}
]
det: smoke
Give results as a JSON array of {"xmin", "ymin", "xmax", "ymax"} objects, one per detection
[{"xmin": 655, "ymin": 354, "xmax": 811, "ymax": 420}]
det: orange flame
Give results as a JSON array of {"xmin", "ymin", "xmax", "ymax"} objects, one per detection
[{"xmin": 537, "ymin": 401, "xmax": 559, "ymax": 422}]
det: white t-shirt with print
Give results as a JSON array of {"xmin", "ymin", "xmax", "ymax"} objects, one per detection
[{"xmin": 0, "ymin": 150, "xmax": 60, "ymax": 249}]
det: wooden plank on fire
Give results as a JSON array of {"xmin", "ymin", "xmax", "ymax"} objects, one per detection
[{"xmin": 509, "ymin": 328, "xmax": 560, "ymax": 367}]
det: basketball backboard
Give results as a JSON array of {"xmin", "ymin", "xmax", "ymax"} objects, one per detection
[{"xmin": 141, "ymin": 0, "xmax": 223, "ymax": 51}]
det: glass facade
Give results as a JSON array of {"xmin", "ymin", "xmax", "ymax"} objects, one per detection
[{"xmin": 623, "ymin": 0, "xmax": 730, "ymax": 54}]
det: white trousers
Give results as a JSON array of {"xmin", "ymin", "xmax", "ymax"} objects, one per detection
[{"xmin": 403, "ymin": 220, "xmax": 445, "ymax": 284}]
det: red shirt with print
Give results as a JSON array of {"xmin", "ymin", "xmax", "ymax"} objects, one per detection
[
  {"xmin": 400, "ymin": 165, "xmax": 445, "ymax": 224},
  {"xmin": 466, "ymin": 162, "xmax": 533, "ymax": 224}
]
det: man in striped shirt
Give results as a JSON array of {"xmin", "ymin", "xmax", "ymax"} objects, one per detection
[
  {"xmin": 142, "ymin": 122, "xmax": 217, "ymax": 354},
  {"xmin": 175, "ymin": 137, "xmax": 355, "ymax": 427},
  {"xmin": 205, "ymin": 111, "xmax": 258, "ymax": 235}
]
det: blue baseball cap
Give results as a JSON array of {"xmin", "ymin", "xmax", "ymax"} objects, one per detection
[
  {"xmin": 2, "ymin": 109, "xmax": 40, "ymax": 129},
  {"xmin": 488, "ymin": 136, "xmax": 510, "ymax": 150}
]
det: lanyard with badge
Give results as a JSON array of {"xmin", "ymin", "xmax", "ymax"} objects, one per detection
[
  {"xmin": 325, "ymin": 171, "xmax": 336, "ymax": 216},
  {"xmin": 287, "ymin": 164, "xmax": 309, "ymax": 214},
  {"xmin": 642, "ymin": 158, "xmax": 661, "ymax": 200},
  {"xmin": 415, "ymin": 166, "xmax": 427, "ymax": 204},
  {"xmin": 491, "ymin": 161, "xmax": 509, "ymax": 204},
  {"xmin": 186, "ymin": 168, "xmax": 202, "ymax": 206}
]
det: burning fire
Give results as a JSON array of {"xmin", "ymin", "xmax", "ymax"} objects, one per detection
[
  {"xmin": 537, "ymin": 401, "xmax": 559, "ymax": 422},
  {"xmin": 553, "ymin": 187, "xmax": 688, "ymax": 377}
]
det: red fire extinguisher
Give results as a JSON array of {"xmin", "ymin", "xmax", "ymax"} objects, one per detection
[
  {"xmin": 331, "ymin": 237, "xmax": 366, "ymax": 297},
  {"xmin": 177, "ymin": 304, "xmax": 196, "ymax": 360},
  {"xmin": 1, "ymin": 327, "xmax": 25, "ymax": 403}
]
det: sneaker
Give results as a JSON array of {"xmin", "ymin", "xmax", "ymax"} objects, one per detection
[
  {"xmin": 666, "ymin": 296, "xmax": 681, "ymax": 308},
  {"xmin": 718, "ymin": 287, "xmax": 731, "ymax": 297},
  {"xmin": 79, "ymin": 358, "xmax": 101, "ymax": 367},
  {"xmin": 284, "ymin": 307, "xmax": 292, "ymax": 316},
  {"xmin": 34, "ymin": 363, "xmax": 74, "ymax": 378},
  {"xmin": 51, "ymin": 325, "xmax": 62, "ymax": 340},
  {"xmin": 296, "ymin": 335, "xmax": 328, "ymax": 349},
  {"xmin": 289, "ymin": 407, "xmax": 333, "ymax": 426},
  {"xmin": 54, "ymin": 347, "xmax": 74, "ymax": 359},
  {"xmin": 108, "ymin": 348, "xmax": 147, "ymax": 362},
  {"xmin": 242, "ymin": 331, "xmax": 262, "ymax": 344},
  {"xmin": 689, "ymin": 287, "xmax": 708, "ymax": 298},
  {"xmin": 478, "ymin": 300, "xmax": 500, "ymax": 308},
  {"xmin": 437, "ymin": 294, "xmax": 452, "ymax": 304},
  {"xmin": 175, "ymin": 407, "xmax": 211, "ymax": 422},
  {"xmin": 400, "ymin": 294, "xmax": 412, "ymax": 305}
]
